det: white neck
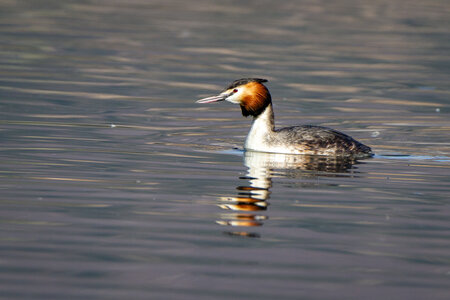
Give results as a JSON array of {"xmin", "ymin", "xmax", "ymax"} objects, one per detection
[{"xmin": 244, "ymin": 103, "xmax": 275, "ymax": 152}]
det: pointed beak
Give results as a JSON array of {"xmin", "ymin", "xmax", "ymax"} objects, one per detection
[{"xmin": 196, "ymin": 94, "xmax": 227, "ymax": 104}]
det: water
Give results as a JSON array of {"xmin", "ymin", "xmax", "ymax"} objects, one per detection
[{"xmin": 1, "ymin": 0, "xmax": 449, "ymax": 299}]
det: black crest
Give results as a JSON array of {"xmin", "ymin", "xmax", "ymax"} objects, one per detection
[{"xmin": 225, "ymin": 78, "xmax": 268, "ymax": 90}]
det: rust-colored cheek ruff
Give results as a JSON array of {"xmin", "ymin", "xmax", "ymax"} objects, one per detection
[{"xmin": 240, "ymin": 82, "xmax": 272, "ymax": 117}]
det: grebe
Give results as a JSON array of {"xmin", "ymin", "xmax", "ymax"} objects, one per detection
[{"xmin": 196, "ymin": 78, "xmax": 372, "ymax": 156}]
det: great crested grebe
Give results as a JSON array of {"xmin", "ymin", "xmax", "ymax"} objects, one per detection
[{"xmin": 196, "ymin": 78, "xmax": 372, "ymax": 156}]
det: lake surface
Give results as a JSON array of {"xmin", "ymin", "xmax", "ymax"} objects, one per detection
[{"xmin": 1, "ymin": 0, "xmax": 449, "ymax": 299}]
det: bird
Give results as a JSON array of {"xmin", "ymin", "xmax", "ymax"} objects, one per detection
[{"xmin": 196, "ymin": 78, "xmax": 372, "ymax": 156}]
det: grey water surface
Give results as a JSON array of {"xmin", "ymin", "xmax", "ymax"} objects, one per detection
[{"xmin": 1, "ymin": 0, "xmax": 449, "ymax": 299}]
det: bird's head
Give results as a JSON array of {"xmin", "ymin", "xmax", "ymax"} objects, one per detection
[{"xmin": 196, "ymin": 78, "xmax": 272, "ymax": 117}]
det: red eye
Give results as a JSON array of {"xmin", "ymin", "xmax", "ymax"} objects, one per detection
[{"xmin": 233, "ymin": 89, "xmax": 238, "ymax": 93}]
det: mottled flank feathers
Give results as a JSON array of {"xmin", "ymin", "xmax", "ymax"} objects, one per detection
[{"xmin": 275, "ymin": 125, "xmax": 372, "ymax": 156}]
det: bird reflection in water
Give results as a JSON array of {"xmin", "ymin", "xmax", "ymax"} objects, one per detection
[{"xmin": 217, "ymin": 151, "xmax": 364, "ymax": 238}]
